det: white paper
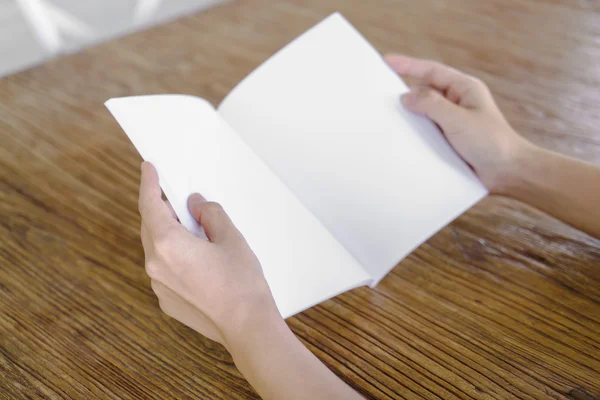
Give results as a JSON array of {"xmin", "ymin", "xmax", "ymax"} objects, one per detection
[
  {"xmin": 218, "ymin": 13, "xmax": 488, "ymax": 283},
  {"xmin": 106, "ymin": 95, "xmax": 371, "ymax": 318}
]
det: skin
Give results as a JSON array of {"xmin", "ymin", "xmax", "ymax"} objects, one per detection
[
  {"xmin": 384, "ymin": 54, "xmax": 600, "ymax": 238},
  {"xmin": 139, "ymin": 168, "xmax": 363, "ymax": 400},
  {"xmin": 138, "ymin": 54, "xmax": 600, "ymax": 399}
]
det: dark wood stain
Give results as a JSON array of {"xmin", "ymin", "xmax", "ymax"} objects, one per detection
[{"xmin": 1, "ymin": 0, "xmax": 599, "ymax": 398}]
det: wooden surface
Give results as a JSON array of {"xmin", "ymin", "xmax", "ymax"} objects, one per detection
[{"xmin": 1, "ymin": 0, "xmax": 599, "ymax": 398}]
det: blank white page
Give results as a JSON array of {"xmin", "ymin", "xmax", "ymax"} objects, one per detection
[
  {"xmin": 218, "ymin": 13, "xmax": 488, "ymax": 284},
  {"xmin": 106, "ymin": 95, "xmax": 371, "ymax": 318}
]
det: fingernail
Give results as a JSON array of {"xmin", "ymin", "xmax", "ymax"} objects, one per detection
[
  {"xmin": 188, "ymin": 193, "xmax": 207, "ymax": 206},
  {"xmin": 401, "ymin": 93, "xmax": 414, "ymax": 106}
]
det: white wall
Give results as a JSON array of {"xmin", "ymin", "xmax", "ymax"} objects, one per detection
[{"xmin": 0, "ymin": 0, "xmax": 223, "ymax": 77}]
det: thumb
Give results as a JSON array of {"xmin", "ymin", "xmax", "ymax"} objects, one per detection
[
  {"xmin": 402, "ymin": 88, "xmax": 467, "ymax": 134},
  {"xmin": 188, "ymin": 194, "xmax": 239, "ymax": 243}
]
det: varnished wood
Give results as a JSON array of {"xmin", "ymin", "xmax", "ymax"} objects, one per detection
[{"xmin": 1, "ymin": 0, "xmax": 599, "ymax": 398}]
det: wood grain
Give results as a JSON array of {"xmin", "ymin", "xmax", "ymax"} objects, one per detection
[{"xmin": 1, "ymin": 0, "xmax": 599, "ymax": 398}]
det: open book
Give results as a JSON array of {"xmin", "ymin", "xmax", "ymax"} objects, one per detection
[{"xmin": 106, "ymin": 13, "xmax": 487, "ymax": 318}]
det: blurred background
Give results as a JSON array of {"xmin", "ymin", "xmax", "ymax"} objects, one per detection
[{"xmin": 0, "ymin": 0, "xmax": 223, "ymax": 77}]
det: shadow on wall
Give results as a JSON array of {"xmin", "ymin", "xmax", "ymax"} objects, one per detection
[{"xmin": 0, "ymin": 0, "xmax": 225, "ymax": 77}]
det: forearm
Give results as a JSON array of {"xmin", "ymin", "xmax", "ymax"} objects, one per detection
[
  {"xmin": 224, "ymin": 310, "xmax": 363, "ymax": 400},
  {"xmin": 499, "ymin": 141, "xmax": 600, "ymax": 238}
]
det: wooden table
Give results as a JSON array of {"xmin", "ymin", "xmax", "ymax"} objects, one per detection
[{"xmin": 1, "ymin": 1, "xmax": 599, "ymax": 398}]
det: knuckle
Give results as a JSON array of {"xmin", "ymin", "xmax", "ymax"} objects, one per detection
[
  {"xmin": 150, "ymin": 279, "xmax": 161, "ymax": 293},
  {"xmin": 455, "ymin": 76, "xmax": 489, "ymax": 104},
  {"xmin": 145, "ymin": 260, "xmax": 161, "ymax": 280},
  {"xmin": 420, "ymin": 89, "xmax": 440, "ymax": 103},
  {"xmin": 138, "ymin": 201, "xmax": 147, "ymax": 216},
  {"xmin": 157, "ymin": 298, "xmax": 171, "ymax": 316},
  {"xmin": 423, "ymin": 71, "xmax": 435, "ymax": 85},
  {"xmin": 423, "ymin": 61, "xmax": 441, "ymax": 79},
  {"xmin": 151, "ymin": 279, "xmax": 167, "ymax": 296},
  {"xmin": 151, "ymin": 281, "xmax": 171, "ymax": 315},
  {"xmin": 468, "ymin": 76, "xmax": 487, "ymax": 91}
]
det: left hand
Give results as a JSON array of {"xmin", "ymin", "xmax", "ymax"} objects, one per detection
[{"xmin": 138, "ymin": 162, "xmax": 281, "ymax": 348}]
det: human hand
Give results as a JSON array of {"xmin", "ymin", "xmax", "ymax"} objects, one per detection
[
  {"xmin": 138, "ymin": 162, "xmax": 281, "ymax": 348},
  {"xmin": 385, "ymin": 54, "xmax": 532, "ymax": 193}
]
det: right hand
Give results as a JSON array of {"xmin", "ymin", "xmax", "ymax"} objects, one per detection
[{"xmin": 385, "ymin": 54, "xmax": 532, "ymax": 193}]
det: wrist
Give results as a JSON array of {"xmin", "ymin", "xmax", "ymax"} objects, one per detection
[
  {"xmin": 492, "ymin": 137, "xmax": 540, "ymax": 196},
  {"xmin": 221, "ymin": 299, "xmax": 287, "ymax": 354}
]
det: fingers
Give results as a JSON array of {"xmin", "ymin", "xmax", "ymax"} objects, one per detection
[
  {"xmin": 385, "ymin": 54, "xmax": 473, "ymax": 93},
  {"xmin": 188, "ymin": 194, "xmax": 240, "ymax": 243},
  {"xmin": 139, "ymin": 162, "xmax": 177, "ymax": 235},
  {"xmin": 402, "ymin": 88, "xmax": 467, "ymax": 134}
]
